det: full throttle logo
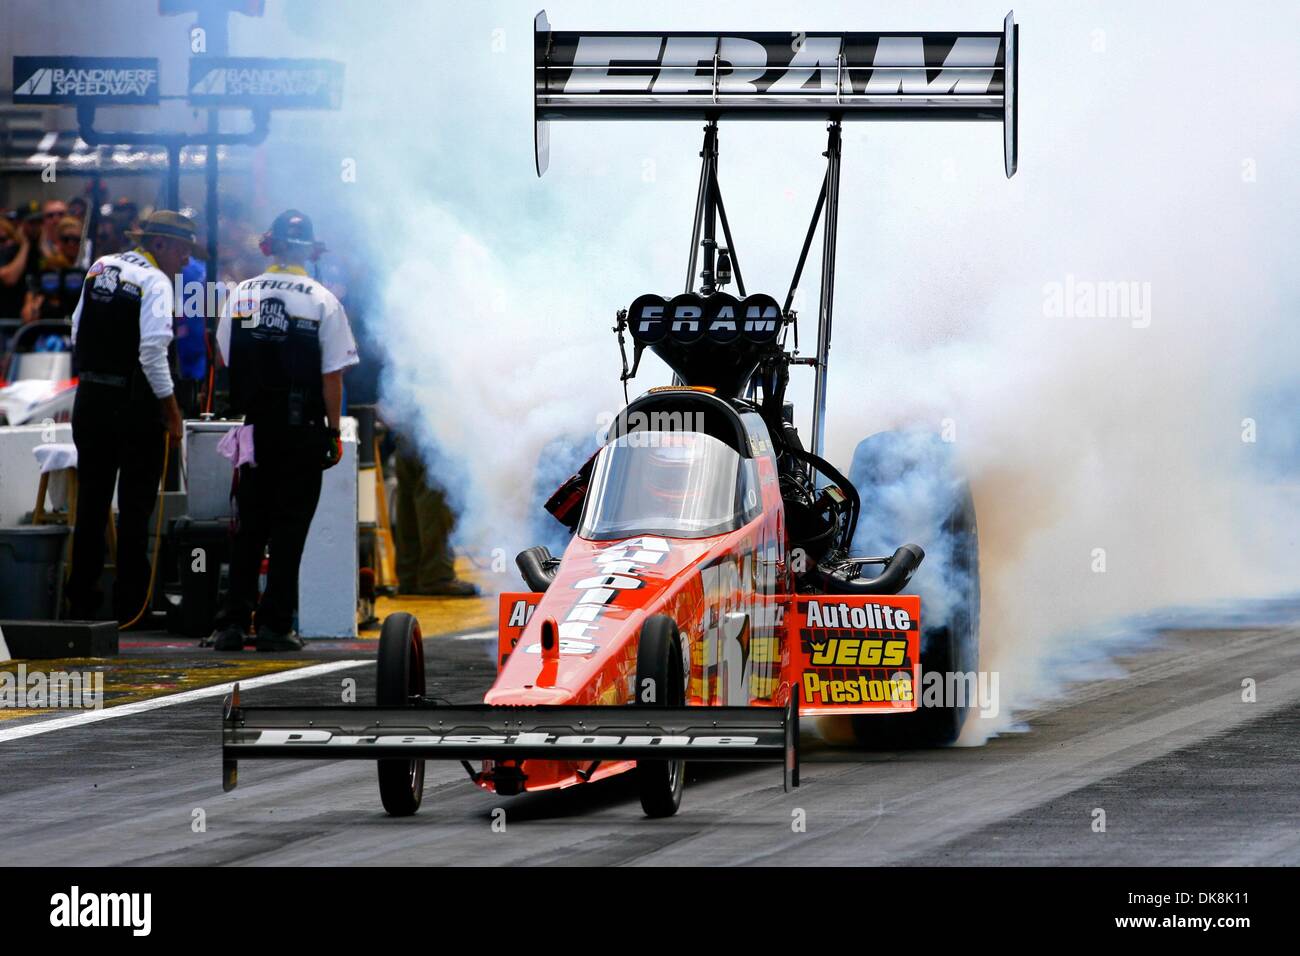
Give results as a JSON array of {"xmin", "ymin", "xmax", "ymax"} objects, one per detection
[
  {"xmin": 90, "ymin": 265, "xmax": 121, "ymax": 301},
  {"xmin": 244, "ymin": 297, "xmax": 292, "ymax": 338}
]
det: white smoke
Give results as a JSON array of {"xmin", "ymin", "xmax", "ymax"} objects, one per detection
[
  {"xmin": 233, "ymin": 0, "xmax": 1300, "ymax": 734},
  {"xmin": 814, "ymin": 0, "xmax": 1300, "ymax": 737}
]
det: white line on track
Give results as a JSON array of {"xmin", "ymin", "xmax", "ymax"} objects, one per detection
[
  {"xmin": 0, "ymin": 659, "xmax": 368, "ymax": 744},
  {"xmin": 452, "ymin": 629, "xmax": 495, "ymax": 641}
]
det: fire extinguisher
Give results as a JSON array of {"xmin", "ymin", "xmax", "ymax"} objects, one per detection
[{"xmin": 257, "ymin": 552, "xmax": 269, "ymax": 601}]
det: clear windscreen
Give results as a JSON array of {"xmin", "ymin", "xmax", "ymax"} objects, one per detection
[{"xmin": 578, "ymin": 431, "xmax": 751, "ymax": 540}]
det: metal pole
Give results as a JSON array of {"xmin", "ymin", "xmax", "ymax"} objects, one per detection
[
  {"xmin": 166, "ymin": 143, "xmax": 181, "ymax": 209},
  {"xmin": 683, "ymin": 123, "xmax": 713, "ymax": 294},
  {"xmin": 783, "ymin": 170, "xmax": 828, "ymax": 315},
  {"xmin": 678, "ymin": 121, "xmax": 720, "ymax": 386},
  {"xmin": 205, "ymin": 115, "xmax": 219, "ymax": 282},
  {"xmin": 810, "ymin": 121, "xmax": 842, "ymax": 460},
  {"xmin": 700, "ymin": 124, "xmax": 719, "ymax": 295},
  {"xmin": 203, "ymin": 7, "xmax": 228, "ymax": 287},
  {"xmin": 713, "ymin": 182, "xmax": 745, "ymax": 297}
]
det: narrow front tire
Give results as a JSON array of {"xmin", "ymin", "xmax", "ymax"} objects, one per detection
[
  {"xmin": 376, "ymin": 612, "xmax": 427, "ymax": 816},
  {"xmin": 634, "ymin": 615, "xmax": 686, "ymax": 818}
]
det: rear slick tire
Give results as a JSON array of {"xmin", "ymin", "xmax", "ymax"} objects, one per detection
[
  {"xmin": 635, "ymin": 615, "xmax": 686, "ymax": 818},
  {"xmin": 846, "ymin": 430, "xmax": 980, "ymax": 747},
  {"xmin": 376, "ymin": 612, "xmax": 427, "ymax": 816}
]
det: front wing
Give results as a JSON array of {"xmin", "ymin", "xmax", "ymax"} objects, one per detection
[{"xmin": 222, "ymin": 693, "xmax": 799, "ymax": 792}]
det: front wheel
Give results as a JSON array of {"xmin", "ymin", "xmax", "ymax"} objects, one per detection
[
  {"xmin": 634, "ymin": 615, "xmax": 686, "ymax": 818},
  {"xmin": 376, "ymin": 612, "xmax": 427, "ymax": 816}
]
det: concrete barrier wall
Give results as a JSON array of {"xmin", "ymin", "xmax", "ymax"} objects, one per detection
[{"xmin": 299, "ymin": 424, "xmax": 358, "ymax": 638}]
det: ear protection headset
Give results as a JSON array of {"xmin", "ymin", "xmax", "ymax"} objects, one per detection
[{"xmin": 259, "ymin": 208, "xmax": 327, "ymax": 261}]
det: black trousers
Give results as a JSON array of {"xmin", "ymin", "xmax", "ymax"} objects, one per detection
[
  {"xmin": 214, "ymin": 432, "xmax": 324, "ymax": 635},
  {"xmin": 68, "ymin": 384, "xmax": 166, "ymax": 623}
]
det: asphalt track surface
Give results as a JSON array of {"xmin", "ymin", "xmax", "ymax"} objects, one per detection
[{"xmin": 1, "ymin": 612, "xmax": 1297, "ymax": 866}]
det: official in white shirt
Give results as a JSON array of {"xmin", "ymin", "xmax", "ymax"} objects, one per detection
[
  {"xmin": 67, "ymin": 210, "xmax": 189, "ymax": 623},
  {"xmin": 210, "ymin": 210, "xmax": 359, "ymax": 651}
]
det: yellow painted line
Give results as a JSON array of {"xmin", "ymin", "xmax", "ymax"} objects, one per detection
[
  {"xmin": 0, "ymin": 709, "xmax": 47, "ymax": 721},
  {"xmin": 1, "ymin": 565, "xmax": 507, "ymax": 721},
  {"xmin": 0, "ymin": 659, "xmax": 367, "ymax": 743},
  {"xmin": 363, "ymin": 593, "xmax": 496, "ymax": 641},
  {"xmin": 0, "ymin": 657, "xmax": 318, "ymax": 722},
  {"xmin": 360, "ymin": 556, "xmax": 500, "ymax": 639}
]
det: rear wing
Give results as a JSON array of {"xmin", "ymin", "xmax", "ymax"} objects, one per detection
[{"xmin": 534, "ymin": 9, "xmax": 1018, "ymax": 177}]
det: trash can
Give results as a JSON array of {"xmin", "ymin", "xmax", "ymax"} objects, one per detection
[
  {"xmin": 184, "ymin": 420, "xmax": 237, "ymax": 520},
  {"xmin": 0, "ymin": 525, "xmax": 70, "ymax": 620},
  {"xmin": 171, "ymin": 516, "xmax": 233, "ymax": 638}
]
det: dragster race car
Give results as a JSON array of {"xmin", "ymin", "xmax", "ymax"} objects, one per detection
[
  {"xmin": 0, "ymin": 319, "xmax": 77, "ymax": 427},
  {"xmin": 221, "ymin": 11, "xmax": 1018, "ymax": 817}
]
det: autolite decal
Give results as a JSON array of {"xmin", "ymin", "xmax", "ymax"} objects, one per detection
[
  {"xmin": 804, "ymin": 599, "xmax": 912, "ymax": 631},
  {"xmin": 558, "ymin": 536, "xmax": 670, "ymax": 641},
  {"xmin": 496, "ymin": 594, "xmax": 539, "ymax": 670},
  {"xmin": 505, "ymin": 599, "xmax": 536, "ymax": 628}
]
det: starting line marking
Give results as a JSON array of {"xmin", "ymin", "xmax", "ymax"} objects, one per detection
[{"xmin": 0, "ymin": 659, "xmax": 368, "ymax": 744}]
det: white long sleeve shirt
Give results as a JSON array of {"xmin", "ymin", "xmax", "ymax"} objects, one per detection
[{"xmin": 71, "ymin": 247, "xmax": 175, "ymax": 398}]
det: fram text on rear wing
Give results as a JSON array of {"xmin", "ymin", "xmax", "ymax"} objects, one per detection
[{"xmin": 533, "ymin": 10, "xmax": 1018, "ymax": 177}]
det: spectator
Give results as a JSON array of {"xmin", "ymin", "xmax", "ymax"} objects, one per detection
[
  {"xmin": 94, "ymin": 217, "xmax": 126, "ymax": 257},
  {"xmin": 0, "ymin": 217, "xmax": 32, "ymax": 319},
  {"xmin": 217, "ymin": 213, "xmax": 263, "ymax": 285},
  {"xmin": 173, "ymin": 253, "xmax": 208, "ymax": 417},
  {"xmin": 18, "ymin": 207, "xmax": 44, "ymax": 288},
  {"xmin": 109, "ymin": 197, "xmax": 138, "ymax": 232},
  {"xmin": 46, "ymin": 217, "xmax": 83, "ymax": 268},
  {"xmin": 39, "ymin": 199, "xmax": 68, "ymax": 261},
  {"xmin": 22, "ymin": 217, "xmax": 85, "ymax": 322}
]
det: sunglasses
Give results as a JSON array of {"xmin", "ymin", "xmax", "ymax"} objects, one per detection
[
  {"xmin": 59, "ymin": 234, "xmax": 80, "ymax": 244},
  {"xmin": 44, "ymin": 210, "xmax": 66, "ymax": 219}
]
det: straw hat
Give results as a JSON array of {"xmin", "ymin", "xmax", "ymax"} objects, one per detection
[{"xmin": 126, "ymin": 209, "xmax": 199, "ymax": 254}]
